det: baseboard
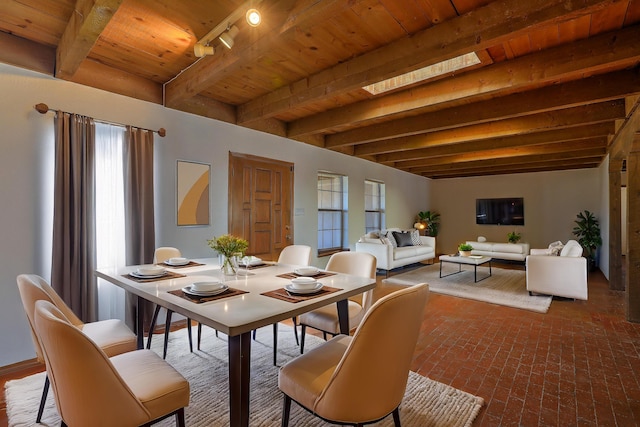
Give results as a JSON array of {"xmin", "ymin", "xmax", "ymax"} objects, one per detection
[{"xmin": 0, "ymin": 358, "xmax": 42, "ymax": 377}]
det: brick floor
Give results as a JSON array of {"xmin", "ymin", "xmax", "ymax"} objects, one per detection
[{"xmin": 403, "ymin": 265, "xmax": 640, "ymax": 426}]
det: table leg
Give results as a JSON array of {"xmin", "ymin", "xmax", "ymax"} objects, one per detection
[
  {"xmin": 228, "ymin": 332, "xmax": 251, "ymax": 427},
  {"xmin": 336, "ymin": 299, "xmax": 349, "ymax": 334},
  {"xmin": 136, "ymin": 295, "xmax": 144, "ymax": 349}
]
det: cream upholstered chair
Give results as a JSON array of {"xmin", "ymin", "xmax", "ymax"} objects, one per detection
[
  {"xmin": 147, "ymin": 247, "xmax": 195, "ymax": 359},
  {"xmin": 278, "ymin": 283, "xmax": 429, "ymax": 426},
  {"xmin": 16, "ymin": 274, "xmax": 138, "ymax": 423},
  {"xmin": 33, "ymin": 300, "xmax": 190, "ymax": 427},
  {"xmin": 298, "ymin": 251, "xmax": 376, "ymax": 353}
]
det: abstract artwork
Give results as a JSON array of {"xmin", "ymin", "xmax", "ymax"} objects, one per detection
[{"xmin": 177, "ymin": 160, "xmax": 210, "ymax": 226}]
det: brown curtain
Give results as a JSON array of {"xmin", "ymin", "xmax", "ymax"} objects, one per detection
[
  {"xmin": 123, "ymin": 126, "xmax": 156, "ymax": 331},
  {"xmin": 51, "ymin": 112, "xmax": 97, "ymax": 322}
]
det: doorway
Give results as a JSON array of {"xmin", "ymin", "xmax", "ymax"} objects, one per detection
[{"xmin": 228, "ymin": 152, "xmax": 294, "ymax": 261}]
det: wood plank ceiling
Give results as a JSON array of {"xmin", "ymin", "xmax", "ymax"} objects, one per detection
[{"xmin": 1, "ymin": 0, "xmax": 639, "ymax": 179}]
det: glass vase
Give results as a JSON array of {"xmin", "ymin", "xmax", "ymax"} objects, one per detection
[{"xmin": 221, "ymin": 254, "xmax": 238, "ymax": 276}]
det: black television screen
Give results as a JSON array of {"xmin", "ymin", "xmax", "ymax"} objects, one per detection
[{"xmin": 476, "ymin": 198, "xmax": 524, "ymax": 225}]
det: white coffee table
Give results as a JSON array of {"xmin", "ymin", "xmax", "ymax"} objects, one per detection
[{"xmin": 439, "ymin": 254, "xmax": 492, "ymax": 282}]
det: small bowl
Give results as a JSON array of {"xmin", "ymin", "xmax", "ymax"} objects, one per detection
[
  {"xmin": 294, "ymin": 266, "xmax": 320, "ymax": 276},
  {"xmin": 191, "ymin": 281, "xmax": 223, "ymax": 292},
  {"xmin": 137, "ymin": 265, "xmax": 165, "ymax": 276},
  {"xmin": 290, "ymin": 277, "xmax": 318, "ymax": 290},
  {"xmin": 168, "ymin": 257, "xmax": 188, "ymax": 265}
]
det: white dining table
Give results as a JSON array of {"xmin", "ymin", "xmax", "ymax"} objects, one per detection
[{"xmin": 95, "ymin": 258, "xmax": 376, "ymax": 427}]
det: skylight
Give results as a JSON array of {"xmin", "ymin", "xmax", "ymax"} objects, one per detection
[{"xmin": 362, "ymin": 52, "xmax": 481, "ymax": 95}]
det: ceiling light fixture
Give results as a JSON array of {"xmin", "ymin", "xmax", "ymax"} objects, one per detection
[
  {"xmin": 193, "ymin": 43, "xmax": 214, "ymax": 57},
  {"xmin": 246, "ymin": 8, "xmax": 261, "ymax": 26},
  {"xmin": 219, "ymin": 25, "xmax": 239, "ymax": 49}
]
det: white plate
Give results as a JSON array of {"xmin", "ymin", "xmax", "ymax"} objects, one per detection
[
  {"xmin": 469, "ymin": 255, "xmax": 484, "ymax": 259},
  {"xmin": 130, "ymin": 271, "xmax": 167, "ymax": 279},
  {"xmin": 182, "ymin": 284, "xmax": 229, "ymax": 296},
  {"xmin": 239, "ymin": 256, "xmax": 263, "ymax": 267},
  {"xmin": 165, "ymin": 258, "xmax": 190, "ymax": 266},
  {"xmin": 285, "ymin": 283, "xmax": 324, "ymax": 294},
  {"xmin": 294, "ymin": 267, "xmax": 321, "ymax": 276}
]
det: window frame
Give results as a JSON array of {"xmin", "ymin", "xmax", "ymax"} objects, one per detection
[{"xmin": 317, "ymin": 172, "xmax": 348, "ymax": 256}]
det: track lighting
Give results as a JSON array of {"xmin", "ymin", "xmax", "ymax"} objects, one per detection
[
  {"xmin": 193, "ymin": 43, "xmax": 214, "ymax": 57},
  {"xmin": 246, "ymin": 8, "xmax": 261, "ymax": 26},
  {"xmin": 219, "ymin": 25, "xmax": 239, "ymax": 49}
]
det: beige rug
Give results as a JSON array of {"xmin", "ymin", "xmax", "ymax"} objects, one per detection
[
  {"xmin": 384, "ymin": 264, "xmax": 552, "ymax": 313},
  {"xmin": 6, "ymin": 324, "xmax": 484, "ymax": 427}
]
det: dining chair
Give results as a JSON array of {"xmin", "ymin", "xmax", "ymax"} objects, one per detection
[
  {"xmin": 147, "ymin": 247, "xmax": 195, "ymax": 359},
  {"xmin": 261, "ymin": 245, "xmax": 312, "ymax": 365},
  {"xmin": 33, "ymin": 299, "xmax": 190, "ymax": 427},
  {"xmin": 298, "ymin": 251, "xmax": 376, "ymax": 353},
  {"xmin": 16, "ymin": 274, "xmax": 138, "ymax": 423},
  {"xmin": 278, "ymin": 282, "xmax": 429, "ymax": 426}
]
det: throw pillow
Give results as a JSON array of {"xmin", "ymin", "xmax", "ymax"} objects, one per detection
[
  {"xmin": 382, "ymin": 231, "xmax": 398, "ymax": 248},
  {"xmin": 380, "ymin": 236, "xmax": 393, "ymax": 246},
  {"xmin": 410, "ymin": 229, "xmax": 423, "ymax": 245},
  {"xmin": 392, "ymin": 231, "xmax": 414, "ymax": 247}
]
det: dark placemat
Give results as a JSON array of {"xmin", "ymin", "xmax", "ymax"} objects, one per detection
[
  {"xmin": 261, "ymin": 285, "xmax": 342, "ymax": 303},
  {"xmin": 277, "ymin": 271, "xmax": 336, "ymax": 280},
  {"xmin": 123, "ymin": 270, "xmax": 186, "ymax": 283},
  {"xmin": 168, "ymin": 287, "xmax": 249, "ymax": 304},
  {"xmin": 158, "ymin": 260, "xmax": 205, "ymax": 268},
  {"xmin": 238, "ymin": 262, "xmax": 272, "ymax": 270}
]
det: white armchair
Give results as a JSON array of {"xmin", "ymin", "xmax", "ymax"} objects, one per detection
[{"xmin": 526, "ymin": 240, "xmax": 588, "ymax": 300}]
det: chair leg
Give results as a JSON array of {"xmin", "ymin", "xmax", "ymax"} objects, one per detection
[
  {"xmin": 300, "ymin": 324, "xmax": 306, "ymax": 354},
  {"xmin": 146, "ymin": 304, "xmax": 161, "ymax": 349},
  {"xmin": 322, "ymin": 331, "xmax": 328, "ymax": 340},
  {"xmin": 252, "ymin": 329, "xmax": 257, "ymax": 340},
  {"xmin": 273, "ymin": 323, "xmax": 278, "ymax": 366},
  {"xmin": 392, "ymin": 407, "xmax": 401, "ymax": 426},
  {"xmin": 281, "ymin": 394, "xmax": 292, "ymax": 427},
  {"xmin": 197, "ymin": 322, "xmax": 202, "ymax": 350},
  {"xmin": 291, "ymin": 316, "xmax": 299, "ymax": 345},
  {"xmin": 176, "ymin": 407, "xmax": 186, "ymax": 427},
  {"xmin": 163, "ymin": 310, "xmax": 173, "ymax": 359},
  {"xmin": 36, "ymin": 374, "xmax": 50, "ymax": 423},
  {"xmin": 187, "ymin": 318, "xmax": 193, "ymax": 352}
]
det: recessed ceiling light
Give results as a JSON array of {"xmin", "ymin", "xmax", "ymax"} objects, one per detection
[
  {"xmin": 246, "ymin": 9, "xmax": 261, "ymax": 26},
  {"xmin": 362, "ymin": 52, "xmax": 481, "ymax": 95}
]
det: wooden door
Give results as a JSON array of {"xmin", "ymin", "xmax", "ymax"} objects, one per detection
[{"xmin": 228, "ymin": 152, "xmax": 294, "ymax": 261}]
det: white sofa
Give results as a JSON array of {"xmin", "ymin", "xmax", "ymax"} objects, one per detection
[
  {"xmin": 465, "ymin": 240, "xmax": 530, "ymax": 262},
  {"xmin": 526, "ymin": 239, "xmax": 588, "ymax": 300},
  {"xmin": 355, "ymin": 228, "xmax": 436, "ymax": 274}
]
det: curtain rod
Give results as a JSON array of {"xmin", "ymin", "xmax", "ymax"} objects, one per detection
[{"xmin": 34, "ymin": 103, "xmax": 166, "ymax": 137}]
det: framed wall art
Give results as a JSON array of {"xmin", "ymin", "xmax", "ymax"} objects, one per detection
[{"xmin": 176, "ymin": 160, "xmax": 210, "ymax": 226}]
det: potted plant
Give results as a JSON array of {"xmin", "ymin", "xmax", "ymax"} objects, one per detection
[
  {"xmin": 572, "ymin": 210, "xmax": 602, "ymax": 271},
  {"xmin": 416, "ymin": 210, "xmax": 441, "ymax": 236},
  {"xmin": 507, "ymin": 231, "xmax": 521, "ymax": 244},
  {"xmin": 458, "ymin": 243, "xmax": 473, "ymax": 257},
  {"xmin": 207, "ymin": 234, "xmax": 249, "ymax": 275}
]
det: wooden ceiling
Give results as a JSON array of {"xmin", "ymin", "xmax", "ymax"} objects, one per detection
[{"xmin": 1, "ymin": 0, "xmax": 640, "ymax": 178}]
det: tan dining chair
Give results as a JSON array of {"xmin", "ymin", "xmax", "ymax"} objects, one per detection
[
  {"xmin": 16, "ymin": 274, "xmax": 138, "ymax": 423},
  {"xmin": 298, "ymin": 251, "xmax": 376, "ymax": 353},
  {"xmin": 278, "ymin": 282, "xmax": 429, "ymax": 426},
  {"xmin": 262, "ymin": 244, "xmax": 312, "ymax": 365},
  {"xmin": 33, "ymin": 299, "xmax": 190, "ymax": 427},
  {"xmin": 147, "ymin": 247, "xmax": 196, "ymax": 359}
]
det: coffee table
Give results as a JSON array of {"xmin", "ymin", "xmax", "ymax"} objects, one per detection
[{"xmin": 439, "ymin": 254, "xmax": 492, "ymax": 282}]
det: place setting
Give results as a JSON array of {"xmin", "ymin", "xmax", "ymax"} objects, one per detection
[
  {"xmin": 169, "ymin": 280, "xmax": 248, "ymax": 303},
  {"xmin": 124, "ymin": 265, "xmax": 186, "ymax": 282},
  {"xmin": 277, "ymin": 266, "xmax": 336, "ymax": 280},
  {"xmin": 236, "ymin": 255, "xmax": 271, "ymax": 270},
  {"xmin": 262, "ymin": 276, "xmax": 341, "ymax": 303},
  {"xmin": 157, "ymin": 256, "xmax": 205, "ymax": 268}
]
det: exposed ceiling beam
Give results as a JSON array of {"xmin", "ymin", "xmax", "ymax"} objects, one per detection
[
  {"xmin": 325, "ymin": 68, "xmax": 640, "ymax": 147},
  {"xmin": 0, "ymin": 31, "xmax": 55, "ymax": 75},
  {"xmin": 56, "ymin": 0, "xmax": 123, "ymax": 79},
  {"xmin": 237, "ymin": 0, "xmax": 619, "ymax": 125},
  {"xmin": 422, "ymin": 159, "xmax": 603, "ymax": 178},
  {"xmin": 288, "ymin": 24, "xmax": 640, "ymax": 137}
]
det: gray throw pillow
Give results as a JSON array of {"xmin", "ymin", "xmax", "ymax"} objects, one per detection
[{"xmin": 392, "ymin": 231, "xmax": 414, "ymax": 247}]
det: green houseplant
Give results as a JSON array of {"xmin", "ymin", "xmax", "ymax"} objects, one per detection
[
  {"xmin": 458, "ymin": 243, "xmax": 473, "ymax": 256},
  {"xmin": 507, "ymin": 231, "xmax": 521, "ymax": 244},
  {"xmin": 572, "ymin": 210, "xmax": 602, "ymax": 270},
  {"xmin": 207, "ymin": 234, "xmax": 249, "ymax": 275},
  {"xmin": 416, "ymin": 210, "xmax": 441, "ymax": 236}
]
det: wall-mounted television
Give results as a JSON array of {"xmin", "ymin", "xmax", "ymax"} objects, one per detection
[{"xmin": 476, "ymin": 198, "xmax": 524, "ymax": 225}]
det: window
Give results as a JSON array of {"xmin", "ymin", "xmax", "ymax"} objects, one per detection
[
  {"xmin": 364, "ymin": 180, "xmax": 385, "ymax": 233},
  {"xmin": 317, "ymin": 172, "xmax": 348, "ymax": 255}
]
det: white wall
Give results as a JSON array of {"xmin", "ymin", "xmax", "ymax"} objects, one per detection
[
  {"xmin": 431, "ymin": 169, "xmax": 604, "ymax": 257},
  {"xmin": 0, "ymin": 63, "xmax": 431, "ymax": 366}
]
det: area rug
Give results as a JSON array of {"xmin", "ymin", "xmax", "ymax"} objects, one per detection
[
  {"xmin": 6, "ymin": 324, "xmax": 484, "ymax": 427},
  {"xmin": 384, "ymin": 264, "xmax": 553, "ymax": 313}
]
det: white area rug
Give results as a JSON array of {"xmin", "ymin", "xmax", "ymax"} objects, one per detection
[
  {"xmin": 6, "ymin": 324, "xmax": 484, "ymax": 427},
  {"xmin": 384, "ymin": 264, "xmax": 552, "ymax": 313}
]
